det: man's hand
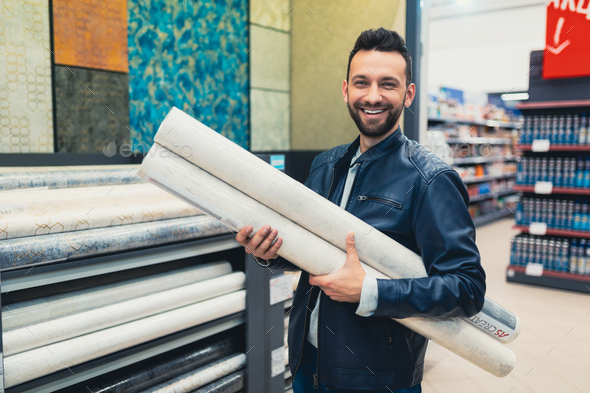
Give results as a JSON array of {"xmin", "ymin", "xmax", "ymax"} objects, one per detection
[
  {"xmin": 309, "ymin": 233, "xmax": 365, "ymax": 303},
  {"xmin": 235, "ymin": 225, "xmax": 283, "ymax": 261}
]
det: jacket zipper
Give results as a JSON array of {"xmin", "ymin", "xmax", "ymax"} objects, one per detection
[
  {"xmin": 357, "ymin": 195, "xmax": 402, "ymax": 208},
  {"xmin": 326, "ymin": 167, "xmax": 336, "ymax": 201},
  {"xmin": 387, "ymin": 323, "xmax": 393, "ymax": 348},
  {"xmin": 292, "ymin": 288, "xmax": 316, "ymax": 379}
]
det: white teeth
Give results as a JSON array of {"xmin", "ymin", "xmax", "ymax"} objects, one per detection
[{"xmin": 363, "ymin": 109, "xmax": 384, "ymax": 114}]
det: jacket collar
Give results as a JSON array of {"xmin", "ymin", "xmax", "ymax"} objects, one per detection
[{"xmin": 335, "ymin": 126, "xmax": 407, "ymax": 167}]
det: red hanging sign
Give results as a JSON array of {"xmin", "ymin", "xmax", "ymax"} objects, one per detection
[{"xmin": 544, "ymin": 0, "xmax": 590, "ymax": 79}]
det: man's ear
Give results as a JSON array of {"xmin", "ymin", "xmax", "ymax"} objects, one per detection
[
  {"xmin": 404, "ymin": 83, "xmax": 416, "ymax": 108},
  {"xmin": 342, "ymin": 79, "xmax": 349, "ymax": 104}
]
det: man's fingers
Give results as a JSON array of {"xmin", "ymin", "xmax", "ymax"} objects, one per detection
[
  {"xmin": 235, "ymin": 225, "xmax": 253, "ymax": 245},
  {"xmin": 248, "ymin": 225, "xmax": 272, "ymax": 251},
  {"xmin": 262, "ymin": 237, "xmax": 283, "ymax": 260},
  {"xmin": 257, "ymin": 228, "xmax": 278, "ymax": 255}
]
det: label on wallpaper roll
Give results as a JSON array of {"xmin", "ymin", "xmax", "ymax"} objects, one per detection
[
  {"xmin": 531, "ymin": 139, "xmax": 550, "ymax": 152},
  {"xmin": 467, "ymin": 298, "xmax": 520, "ymax": 343},
  {"xmin": 146, "ymin": 171, "xmax": 244, "ymax": 231},
  {"xmin": 0, "ymin": 203, "xmax": 26, "ymax": 215}
]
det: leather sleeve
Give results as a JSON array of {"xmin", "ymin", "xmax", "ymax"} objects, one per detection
[{"xmin": 373, "ymin": 170, "xmax": 486, "ymax": 319}]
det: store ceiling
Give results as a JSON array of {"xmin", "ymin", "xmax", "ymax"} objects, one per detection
[{"xmin": 430, "ymin": 0, "xmax": 545, "ymax": 19}]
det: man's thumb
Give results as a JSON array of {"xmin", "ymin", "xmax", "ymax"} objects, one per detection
[{"xmin": 346, "ymin": 232, "xmax": 356, "ymax": 258}]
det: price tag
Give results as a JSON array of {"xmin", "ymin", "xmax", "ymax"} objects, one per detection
[
  {"xmin": 534, "ymin": 181, "xmax": 553, "ymax": 194},
  {"xmin": 506, "ymin": 269, "xmax": 516, "ymax": 278},
  {"xmin": 525, "ymin": 263, "xmax": 544, "ymax": 277},
  {"xmin": 269, "ymin": 274, "xmax": 294, "ymax": 305},
  {"xmin": 270, "ymin": 346, "xmax": 285, "ymax": 378},
  {"xmin": 531, "ymin": 139, "xmax": 550, "ymax": 152},
  {"xmin": 529, "ymin": 222, "xmax": 547, "ymax": 235}
]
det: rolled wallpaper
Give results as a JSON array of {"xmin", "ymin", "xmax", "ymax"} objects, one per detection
[
  {"xmin": 138, "ymin": 147, "xmax": 515, "ymax": 377},
  {"xmin": 0, "ymin": 215, "xmax": 229, "ymax": 269},
  {"xmin": 0, "ymin": 197, "xmax": 201, "ymax": 240},
  {"xmin": 190, "ymin": 371, "xmax": 244, "ymax": 393},
  {"xmin": 0, "ymin": 183, "xmax": 178, "ymax": 214},
  {"xmin": 4, "ymin": 290, "xmax": 246, "ymax": 387},
  {"xmin": 0, "ymin": 166, "xmax": 143, "ymax": 191},
  {"xmin": 4, "ymin": 272, "xmax": 245, "ymax": 355},
  {"xmin": 141, "ymin": 353, "xmax": 246, "ymax": 393},
  {"xmin": 59, "ymin": 337, "xmax": 237, "ymax": 393},
  {"xmin": 3, "ymin": 261, "xmax": 232, "ymax": 330},
  {"xmin": 154, "ymin": 108, "xmax": 521, "ymax": 344}
]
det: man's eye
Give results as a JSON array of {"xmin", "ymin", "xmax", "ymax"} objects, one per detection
[{"xmin": 355, "ymin": 81, "xmax": 368, "ymax": 86}]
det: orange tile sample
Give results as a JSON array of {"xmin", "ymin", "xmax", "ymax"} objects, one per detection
[{"xmin": 53, "ymin": 0, "xmax": 128, "ymax": 72}]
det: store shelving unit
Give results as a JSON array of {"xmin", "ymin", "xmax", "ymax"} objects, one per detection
[
  {"xmin": 508, "ymin": 98, "xmax": 590, "ymax": 293},
  {"xmin": 1, "ymin": 234, "xmax": 288, "ymax": 393},
  {"xmin": 428, "ymin": 116, "xmax": 521, "ymax": 227}
]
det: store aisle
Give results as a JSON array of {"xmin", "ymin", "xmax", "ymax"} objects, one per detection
[{"xmin": 423, "ymin": 218, "xmax": 590, "ymax": 393}]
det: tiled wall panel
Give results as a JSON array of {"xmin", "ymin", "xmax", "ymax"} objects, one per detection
[
  {"xmin": 128, "ymin": 0, "xmax": 249, "ymax": 151},
  {"xmin": 0, "ymin": 0, "xmax": 54, "ymax": 153},
  {"xmin": 54, "ymin": 66, "xmax": 130, "ymax": 153},
  {"xmin": 53, "ymin": 0, "xmax": 129, "ymax": 72},
  {"xmin": 250, "ymin": 90, "xmax": 290, "ymax": 150}
]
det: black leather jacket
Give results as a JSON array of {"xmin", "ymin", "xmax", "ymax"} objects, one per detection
[{"xmin": 269, "ymin": 128, "xmax": 486, "ymax": 391}]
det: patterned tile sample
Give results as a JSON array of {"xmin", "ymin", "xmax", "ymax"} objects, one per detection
[
  {"xmin": 250, "ymin": 0, "xmax": 291, "ymax": 31},
  {"xmin": 53, "ymin": 0, "xmax": 129, "ymax": 72},
  {"xmin": 0, "ymin": 0, "xmax": 54, "ymax": 153},
  {"xmin": 128, "ymin": 0, "xmax": 249, "ymax": 152},
  {"xmin": 0, "ymin": 167, "xmax": 143, "ymax": 190},
  {"xmin": 0, "ymin": 215, "xmax": 229, "ymax": 268},
  {"xmin": 54, "ymin": 66, "xmax": 130, "ymax": 153},
  {"xmin": 250, "ymin": 89, "xmax": 290, "ymax": 150},
  {"xmin": 250, "ymin": 25, "xmax": 290, "ymax": 91}
]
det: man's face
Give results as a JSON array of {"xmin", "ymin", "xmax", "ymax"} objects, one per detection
[{"xmin": 343, "ymin": 50, "xmax": 414, "ymax": 138}]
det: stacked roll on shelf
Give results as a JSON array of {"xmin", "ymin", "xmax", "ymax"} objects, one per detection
[
  {"xmin": 508, "ymin": 99, "xmax": 590, "ymax": 292},
  {"xmin": 0, "ymin": 166, "xmax": 254, "ymax": 392},
  {"xmin": 0, "ymin": 165, "xmax": 144, "ymax": 191},
  {"xmin": 57, "ymin": 335, "xmax": 237, "ymax": 392}
]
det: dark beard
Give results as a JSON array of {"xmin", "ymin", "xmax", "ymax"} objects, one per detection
[{"xmin": 347, "ymin": 92, "xmax": 405, "ymax": 138}]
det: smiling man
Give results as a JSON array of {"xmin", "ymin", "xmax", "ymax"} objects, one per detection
[{"xmin": 236, "ymin": 28, "xmax": 486, "ymax": 393}]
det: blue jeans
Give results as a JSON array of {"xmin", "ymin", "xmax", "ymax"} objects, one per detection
[{"xmin": 292, "ymin": 340, "xmax": 422, "ymax": 393}]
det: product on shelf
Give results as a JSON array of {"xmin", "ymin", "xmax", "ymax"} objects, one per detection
[
  {"xmin": 509, "ymin": 234, "xmax": 590, "ymax": 276},
  {"xmin": 515, "ymin": 197, "xmax": 590, "ymax": 232},
  {"xmin": 469, "ymin": 195, "xmax": 518, "ymax": 220},
  {"xmin": 516, "ymin": 156, "xmax": 590, "ymax": 188},
  {"xmin": 518, "ymin": 113, "xmax": 588, "ymax": 145}
]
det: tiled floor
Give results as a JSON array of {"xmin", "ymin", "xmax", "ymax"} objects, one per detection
[{"xmin": 423, "ymin": 218, "xmax": 590, "ymax": 393}]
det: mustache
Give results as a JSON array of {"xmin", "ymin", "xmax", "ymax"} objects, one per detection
[{"xmin": 353, "ymin": 102, "xmax": 393, "ymax": 110}]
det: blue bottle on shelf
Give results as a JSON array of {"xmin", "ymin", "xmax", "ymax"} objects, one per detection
[
  {"xmin": 573, "ymin": 199, "xmax": 582, "ymax": 230},
  {"xmin": 560, "ymin": 239, "xmax": 569, "ymax": 271},
  {"xmin": 576, "ymin": 156, "xmax": 585, "ymax": 188},
  {"xmin": 580, "ymin": 113, "xmax": 588, "ymax": 145},
  {"xmin": 555, "ymin": 158, "xmax": 563, "ymax": 187},
  {"xmin": 567, "ymin": 200, "xmax": 575, "ymax": 229},
  {"xmin": 569, "ymin": 239, "xmax": 578, "ymax": 273},
  {"xmin": 584, "ymin": 157, "xmax": 590, "ymax": 189},
  {"xmin": 582, "ymin": 200, "xmax": 589, "ymax": 232}
]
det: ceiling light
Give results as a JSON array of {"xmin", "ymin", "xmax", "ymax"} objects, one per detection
[{"xmin": 501, "ymin": 92, "xmax": 529, "ymax": 101}]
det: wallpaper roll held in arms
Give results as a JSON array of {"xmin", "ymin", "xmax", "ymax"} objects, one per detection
[
  {"xmin": 3, "ymin": 261, "xmax": 233, "ymax": 330},
  {"xmin": 154, "ymin": 107, "xmax": 521, "ymax": 344},
  {"xmin": 57, "ymin": 337, "xmax": 237, "ymax": 393},
  {"xmin": 4, "ymin": 273, "xmax": 245, "ymax": 356},
  {"xmin": 0, "ymin": 166, "xmax": 143, "ymax": 191},
  {"xmin": 138, "ymin": 146, "xmax": 516, "ymax": 378},
  {"xmin": 3, "ymin": 291, "xmax": 246, "ymax": 387},
  {"xmin": 0, "ymin": 215, "xmax": 229, "ymax": 269}
]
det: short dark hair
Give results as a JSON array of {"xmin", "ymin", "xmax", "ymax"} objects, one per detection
[{"xmin": 346, "ymin": 28, "xmax": 412, "ymax": 86}]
